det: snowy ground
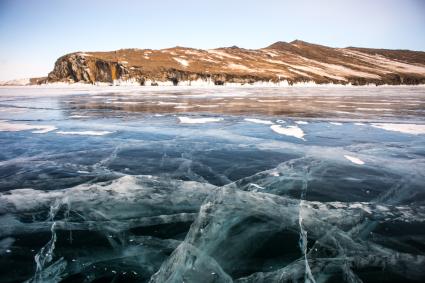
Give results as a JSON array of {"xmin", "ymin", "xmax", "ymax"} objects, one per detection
[{"xmin": 0, "ymin": 86, "xmax": 424, "ymax": 283}]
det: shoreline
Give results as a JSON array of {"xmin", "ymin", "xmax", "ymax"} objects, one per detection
[
  {"xmin": 2, "ymin": 77, "xmax": 425, "ymax": 89},
  {"xmin": 2, "ymin": 82, "xmax": 425, "ymax": 89}
]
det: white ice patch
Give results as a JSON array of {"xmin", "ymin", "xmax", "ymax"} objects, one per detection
[
  {"xmin": 371, "ymin": 123, "xmax": 425, "ymax": 135},
  {"xmin": 56, "ymin": 131, "xmax": 112, "ymax": 136},
  {"xmin": 0, "ymin": 120, "xmax": 56, "ymax": 133},
  {"xmin": 329, "ymin": 122, "xmax": 343, "ymax": 126},
  {"xmin": 270, "ymin": 125, "xmax": 305, "ymax": 140},
  {"xmin": 173, "ymin": 58, "xmax": 189, "ymax": 67},
  {"xmin": 295, "ymin": 121, "xmax": 308, "ymax": 125},
  {"xmin": 178, "ymin": 117, "xmax": 223, "ymax": 124},
  {"xmin": 344, "ymin": 155, "xmax": 365, "ymax": 165},
  {"xmin": 244, "ymin": 118, "xmax": 274, "ymax": 125}
]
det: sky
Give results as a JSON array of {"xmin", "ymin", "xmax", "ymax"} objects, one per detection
[{"xmin": 0, "ymin": 0, "xmax": 424, "ymax": 80}]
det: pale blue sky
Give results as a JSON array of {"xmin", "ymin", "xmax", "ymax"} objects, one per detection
[{"xmin": 0, "ymin": 0, "xmax": 424, "ymax": 80}]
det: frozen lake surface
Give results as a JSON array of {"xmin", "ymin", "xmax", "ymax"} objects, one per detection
[{"xmin": 0, "ymin": 86, "xmax": 424, "ymax": 283}]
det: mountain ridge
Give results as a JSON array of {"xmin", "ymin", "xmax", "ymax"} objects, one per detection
[{"xmin": 5, "ymin": 40, "xmax": 425, "ymax": 86}]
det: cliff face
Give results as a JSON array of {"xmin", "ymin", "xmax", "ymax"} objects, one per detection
[
  {"xmin": 47, "ymin": 54, "xmax": 130, "ymax": 83},
  {"xmin": 45, "ymin": 40, "xmax": 425, "ymax": 86}
]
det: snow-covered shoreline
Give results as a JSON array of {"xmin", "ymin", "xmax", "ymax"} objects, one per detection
[
  {"xmin": 2, "ymin": 79, "xmax": 425, "ymax": 89},
  {"xmin": 0, "ymin": 82, "xmax": 425, "ymax": 97}
]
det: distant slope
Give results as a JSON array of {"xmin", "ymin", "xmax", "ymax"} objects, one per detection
[{"xmin": 39, "ymin": 40, "xmax": 425, "ymax": 86}]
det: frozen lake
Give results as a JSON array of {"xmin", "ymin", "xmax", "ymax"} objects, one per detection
[{"xmin": 0, "ymin": 86, "xmax": 424, "ymax": 283}]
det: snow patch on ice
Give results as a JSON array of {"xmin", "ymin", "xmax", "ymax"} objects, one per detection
[
  {"xmin": 295, "ymin": 121, "xmax": 309, "ymax": 125},
  {"xmin": 178, "ymin": 117, "xmax": 223, "ymax": 124},
  {"xmin": 0, "ymin": 120, "xmax": 56, "ymax": 133},
  {"xmin": 329, "ymin": 122, "xmax": 343, "ymax": 125},
  {"xmin": 244, "ymin": 118, "xmax": 274, "ymax": 125},
  {"xmin": 371, "ymin": 123, "xmax": 425, "ymax": 135},
  {"xmin": 270, "ymin": 124, "xmax": 305, "ymax": 140}
]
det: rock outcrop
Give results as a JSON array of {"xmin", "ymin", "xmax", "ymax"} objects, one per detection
[{"xmin": 41, "ymin": 40, "xmax": 425, "ymax": 86}]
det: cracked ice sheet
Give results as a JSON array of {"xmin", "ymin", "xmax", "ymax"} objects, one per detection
[{"xmin": 0, "ymin": 86, "xmax": 424, "ymax": 283}]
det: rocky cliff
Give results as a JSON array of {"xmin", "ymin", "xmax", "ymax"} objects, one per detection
[{"xmin": 42, "ymin": 40, "xmax": 425, "ymax": 86}]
